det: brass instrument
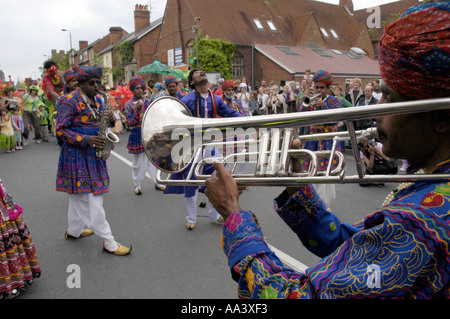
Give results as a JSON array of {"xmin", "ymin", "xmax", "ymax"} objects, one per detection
[
  {"xmin": 141, "ymin": 96, "xmax": 450, "ymax": 186},
  {"xmin": 96, "ymin": 90, "xmax": 119, "ymax": 160},
  {"xmin": 301, "ymin": 92, "xmax": 322, "ymax": 109}
]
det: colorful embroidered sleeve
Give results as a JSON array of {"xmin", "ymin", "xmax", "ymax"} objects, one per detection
[
  {"xmin": 56, "ymin": 96, "xmax": 89, "ymax": 148},
  {"xmin": 274, "ymin": 185, "xmax": 362, "ymax": 258},
  {"xmin": 222, "ymin": 179, "xmax": 450, "ymax": 298},
  {"xmin": 125, "ymin": 101, "xmax": 138, "ymax": 127}
]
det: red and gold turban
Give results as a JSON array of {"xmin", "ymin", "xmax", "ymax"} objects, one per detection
[
  {"xmin": 378, "ymin": 1, "xmax": 450, "ymax": 99},
  {"xmin": 222, "ymin": 80, "xmax": 235, "ymax": 91}
]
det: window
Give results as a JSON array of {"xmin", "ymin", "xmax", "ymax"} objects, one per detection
[
  {"xmin": 331, "ymin": 49, "xmax": 343, "ymax": 55},
  {"xmin": 253, "ymin": 18, "xmax": 264, "ymax": 30},
  {"xmin": 266, "ymin": 20, "xmax": 277, "ymax": 32},
  {"xmin": 232, "ymin": 53, "xmax": 244, "ymax": 78},
  {"xmin": 312, "ymin": 48, "xmax": 332, "ymax": 57},
  {"xmin": 186, "ymin": 40, "xmax": 194, "ymax": 68},
  {"xmin": 277, "ymin": 46, "xmax": 300, "ymax": 55},
  {"xmin": 330, "ymin": 29, "xmax": 340, "ymax": 39},
  {"xmin": 320, "ymin": 27, "xmax": 330, "ymax": 38},
  {"xmin": 344, "ymin": 51, "xmax": 360, "ymax": 59}
]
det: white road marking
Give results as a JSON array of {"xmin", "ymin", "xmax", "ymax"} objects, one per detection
[{"xmin": 111, "ymin": 150, "xmax": 309, "ymax": 274}]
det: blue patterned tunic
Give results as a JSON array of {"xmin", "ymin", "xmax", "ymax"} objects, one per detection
[
  {"xmin": 56, "ymin": 89, "xmax": 110, "ymax": 195},
  {"xmin": 221, "ymin": 160, "xmax": 450, "ymax": 298}
]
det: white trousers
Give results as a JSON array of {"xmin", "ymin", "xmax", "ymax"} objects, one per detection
[
  {"xmin": 132, "ymin": 152, "xmax": 163, "ymax": 189},
  {"xmin": 67, "ymin": 193, "xmax": 118, "ymax": 251},
  {"xmin": 185, "ymin": 189, "xmax": 220, "ymax": 223}
]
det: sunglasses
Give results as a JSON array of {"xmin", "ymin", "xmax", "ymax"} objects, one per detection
[
  {"xmin": 88, "ymin": 80, "xmax": 102, "ymax": 86},
  {"xmin": 315, "ymin": 85, "xmax": 327, "ymax": 89}
]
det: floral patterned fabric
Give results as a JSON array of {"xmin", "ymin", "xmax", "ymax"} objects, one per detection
[
  {"xmin": 221, "ymin": 160, "xmax": 450, "ymax": 298},
  {"xmin": 56, "ymin": 89, "xmax": 110, "ymax": 195}
]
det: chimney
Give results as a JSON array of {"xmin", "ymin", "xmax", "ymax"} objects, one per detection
[
  {"xmin": 339, "ymin": 0, "xmax": 354, "ymax": 13},
  {"xmin": 134, "ymin": 4, "xmax": 150, "ymax": 33},
  {"xmin": 109, "ymin": 27, "xmax": 125, "ymax": 45},
  {"xmin": 51, "ymin": 49, "xmax": 57, "ymax": 57},
  {"xmin": 79, "ymin": 40, "xmax": 88, "ymax": 50}
]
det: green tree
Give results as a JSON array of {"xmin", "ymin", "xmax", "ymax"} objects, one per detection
[
  {"xmin": 49, "ymin": 50, "xmax": 72, "ymax": 72},
  {"xmin": 192, "ymin": 35, "xmax": 236, "ymax": 79},
  {"xmin": 116, "ymin": 41, "xmax": 135, "ymax": 65}
]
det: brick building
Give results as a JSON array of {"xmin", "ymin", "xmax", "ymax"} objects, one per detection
[
  {"xmin": 153, "ymin": 0, "xmax": 387, "ymax": 88},
  {"xmin": 57, "ymin": 1, "xmax": 417, "ymax": 88}
]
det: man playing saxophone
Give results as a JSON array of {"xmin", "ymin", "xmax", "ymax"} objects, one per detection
[{"xmin": 56, "ymin": 65, "xmax": 131, "ymax": 256}]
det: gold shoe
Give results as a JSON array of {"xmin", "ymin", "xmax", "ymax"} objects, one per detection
[
  {"xmin": 186, "ymin": 223, "xmax": 196, "ymax": 230},
  {"xmin": 65, "ymin": 228, "xmax": 94, "ymax": 239},
  {"xmin": 103, "ymin": 244, "xmax": 132, "ymax": 256},
  {"xmin": 217, "ymin": 216, "xmax": 225, "ymax": 223},
  {"xmin": 155, "ymin": 185, "xmax": 166, "ymax": 191},
  {"xmin": 134, "ymin": 188, "xmax": 142, "ymax": 195}
]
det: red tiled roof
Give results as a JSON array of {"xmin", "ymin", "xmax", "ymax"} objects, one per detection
[
  {"xmin": 181, "ymin": 0, "xmax": 369, "ymax": 50},
  {"xmin": 255, "ymin": 43, "xmax": 380, "ymax": 77}
]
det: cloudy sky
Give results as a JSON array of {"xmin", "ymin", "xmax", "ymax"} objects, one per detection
[{"xmin": 0, "ymin": 0, "xmax": 400, "ymax": 82}]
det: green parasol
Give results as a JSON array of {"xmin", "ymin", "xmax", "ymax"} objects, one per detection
[
  {"xmin": 137, "ymin": 60, "xmax": 178, "ymax": 76},
  {"xmin": 170, "ymin": 68, "xmax": 188, "ymax": 80}
]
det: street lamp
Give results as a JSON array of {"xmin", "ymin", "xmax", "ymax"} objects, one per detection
[{"xmin": 61, "ymin": 28, "xmax": 73, "ymax": 67}]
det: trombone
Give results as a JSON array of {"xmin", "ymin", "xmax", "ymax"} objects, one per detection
[{"xmin": 141, "ymin": 96, "xmax": 450, "ymax": 186}]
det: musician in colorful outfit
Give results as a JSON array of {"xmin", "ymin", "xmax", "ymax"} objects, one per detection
[
  {"xmin": 41, "ymin": 60, "xmax": 65, "ymax": 137},
  {"xmin": 222, "ymin": 80, "xmax": 245, "ymax": 115},
  {"xmin": 164, "ymin": 69, "xmax": 244, "ymax": 230},
  {"xmin": 205, "ymin": 1, "xmax": 450, "ymax": 298},
  {"xmin": 301, "ymin": 70, "xmax": 343, "ymax": 170},
  {"xmin": 56, "ymin": 65, "xmax": 131, "ymax": 256},
  {"xmin": 125, "ymin": 76, "xmax": 165, "ymax": 194},
  {"xmin": 299, "ymin": 70, "xmax": 343, "ymax": 204},
  {"xmin": 165, "ymin": 76, "xmax": 183, "ymax": 99}
]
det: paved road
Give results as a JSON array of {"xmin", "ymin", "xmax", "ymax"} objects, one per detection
[{"xmin": 0, "ymin": 131, "xmax": 396, "ymax": 299}]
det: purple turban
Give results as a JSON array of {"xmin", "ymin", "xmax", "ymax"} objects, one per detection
[
  {"xmin": 129, "ymin": 76, "xmax": 147, "ymax": 92},
  {"xmin": 165, "ymin": 76, "xmax": 178, "ymax": 86},
  {"xmin": 313, "ymin": 70, "xmax": 333, "ymax": 86},
  {"xmin": 74, "ymin": 65, "xmax": 103, "ymax": 82},
  {"xmin": 63, "ymin": 68, "xmax": 76, "ymax": 83}
]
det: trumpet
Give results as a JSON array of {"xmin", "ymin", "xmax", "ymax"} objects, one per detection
[
  {"xmin": 141, "ymin": 96, "xmax": 450, "ymax": 186},
  {"xmin": 301, "ymin": 93, "xmax": 322, "ymax": 109}
]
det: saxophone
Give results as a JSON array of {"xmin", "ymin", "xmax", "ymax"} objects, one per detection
[{"xmin": 95, "ymin": 89, "xmax": 120, "ymax": 160}]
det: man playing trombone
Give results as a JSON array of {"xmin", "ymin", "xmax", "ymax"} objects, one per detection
[{"xmin": 205, "ymin": 1, "xmax": 450, "ymax": 298}]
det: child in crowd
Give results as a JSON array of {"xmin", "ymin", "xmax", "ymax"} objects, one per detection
[
  {"xmin": 37, "ymin": 105, "xmax": 49, "ymax": 142},
  {"xmin": 11, "ymin": 107, "xmax": 24, "ymax": 150},
  {"xmin": 111, "ymin": 103, "xmax": 125, "ymax": 139},
  {"xmin": 0, "ymin": 108, "xmax": 16, "ymax": 153}
]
